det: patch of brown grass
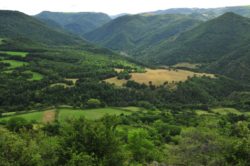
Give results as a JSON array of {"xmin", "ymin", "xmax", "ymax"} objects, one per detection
[
  {"xmin": 42, "ymin": 110, "xmax": 56, "ymax": 124},
  {"xmin": 114, "ymin": 68, "xmax": 125, "ymax": 73},
  {"xmin": 105, "ymin": 68, "xmax": 215, "ymax": 86}
]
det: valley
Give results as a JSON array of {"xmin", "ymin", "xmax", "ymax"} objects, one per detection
[{"xmin": 0, "ymin": 5, "xmax": 250, "ymax": 166}]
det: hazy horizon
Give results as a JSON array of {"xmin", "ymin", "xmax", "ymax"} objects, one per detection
[{"xmin": 0, "ymin": 0, "xmax": 249, "ymax": 16}]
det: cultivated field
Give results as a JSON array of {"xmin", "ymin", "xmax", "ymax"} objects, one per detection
[
  {"xmin": 105, "ymin": 68, "xmax": 215, "ymax": 86},
  {"xmin": 58, "ymin": 107, "xmax": 133, "ymax": 121},
  {"xmin": 0, "ymin": 107, "xmax": 140, "ymax": 124}
]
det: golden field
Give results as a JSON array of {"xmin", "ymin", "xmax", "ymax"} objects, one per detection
[{"xmin": 105, "ymin": 68, "xmax": 215, "ymax": 86}]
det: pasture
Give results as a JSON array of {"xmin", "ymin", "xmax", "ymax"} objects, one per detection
[
  {"xmin": 196, "ymin": 107, "xmax": 244, "ymax": 116},
  {"xmin": 105, "ymin": 68, "xmax": 215, "ymax": 86},
  {"xmin": 1, "ymin": 60, "xmax": 28, "ymax": 69},
  {"xmin": 0, "ymin": 51, "xmax": 28, "ymax": 57},
  {"xmin": 211, "ymin": 108, "xmax": 242, "ymax": 115},
  {"xmin": 25, "ymin": 71, "xmax": 43, "ymax": 81},
  {"xmin": 0, "ymin": 111, "xmax": 44, "ymax": 123},
  {"xmin": 0, "ymin": 107, "xmax": 140, "ymax": 124},
  {"xmin": 58, "ymin": 107, "xmax": 133, "ymax": 121}
]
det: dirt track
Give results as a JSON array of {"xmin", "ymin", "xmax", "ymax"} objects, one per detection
[{"xmin": 42, "ymin": 110, "xmax": 55, "ymax": 123}]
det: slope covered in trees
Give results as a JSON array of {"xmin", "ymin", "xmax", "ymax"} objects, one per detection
[
  {"xmin": 84, "ymin": 14, "xmax": 201, "ymax": 55},
  {"xmin": 141, "ymin": 13, "xmax": 250, "ymax": 82},
  {"xmin": 0, "ymin": 10, "xmax": 86, "ymax": 46}
]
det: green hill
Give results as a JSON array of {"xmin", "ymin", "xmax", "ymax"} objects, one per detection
[
  {"xmin": 0, "ymin": 10, "xmax": 85, "ymax": 46},
  {"xmin": 35, "ymin": 11, "xmax": 111, "ymax": 35},
  {"xmin": 84, "ymin": 14, "xmax": 201, "ymax": 55},
  {"xmin": 143, "ymin": 13, "xmax": 250, "ymax": 82}
]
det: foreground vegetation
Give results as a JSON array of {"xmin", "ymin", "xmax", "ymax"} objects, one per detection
[{"xmin": 1, "ymin": 106, "xmax": 249, "ymax": 165}]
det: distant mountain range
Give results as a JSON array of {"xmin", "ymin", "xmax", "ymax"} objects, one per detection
[
  {"xmin": 144, "ymin": 6, "xmax": 250, "ymax": 20},
  {"xmin": 35, "ymin": 11, "xmax": 111, "ymax": 36}
]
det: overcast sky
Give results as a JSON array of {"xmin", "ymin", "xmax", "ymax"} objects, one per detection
[{"xmin": 0, "ymin": 0, "xmax": 249, "ymax": 15}]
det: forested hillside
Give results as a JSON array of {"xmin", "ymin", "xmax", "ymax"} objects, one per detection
[
  {"xmin": 141, "ymin": 13, "xmax": 250, "ymax": 82},
  {"xmin": 0, "ymin": 10, "xmax": 85, "ymax": 46},
  {"xmin": 84, "ymin": 14, "xmax": 201, "ymax": 55}
]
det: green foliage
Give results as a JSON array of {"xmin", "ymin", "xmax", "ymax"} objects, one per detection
[
  {"xmin": 6, "ymin": 117, "xmax": 33, "ymax": 132},
  {"xmin": 60, "ymin": 116, "xmax": 126, "ymax": 165},
  {"xmin": 85, "ymin": 98, "xmax": 102, "ymax": 108},
  {"xmin": 117, "ymin": 71, "xmax": 131, "ymax": 80},
  {"xmin": 84, "ymin": 14, "xmax": 201, "ymax": 55},
  {"xmin": 58, "ymin": 107, "xmax": 133, "ymax": 121},
  {"xmin": 167, "ymin": 128, "xmax": 229, "ymax": 165},
  {"xmin": 0, "ymin": 10, "xmax": 86, "ymax": 46},
  {"xmin": 127, "ymin": 129, "xmax": 162, "ymax": 163},
  {"xmin": 143, "ymin": 13, "xmax": 250, "ymax": 83}
]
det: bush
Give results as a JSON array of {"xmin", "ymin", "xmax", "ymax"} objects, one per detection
[
  {"xmin": 6, "ymin": 117, "xmax": 33, "ymax": 132},
  {"xmin": 117, "ymin": 71, "xmax": 131, "ymax": 80},
  {"xmin": 85, "ymin": 98, "xmax": 102, "ymax": 108}
]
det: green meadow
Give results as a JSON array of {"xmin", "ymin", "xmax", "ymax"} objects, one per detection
[
  {"xmin": 0, "ymin": 111, "xmax": 44, "ymax": 123},
  {"xmin": 0, "ymin": 51, "xmax": 28, "ymax": 57},
  {"xmin": 1, "ymin": 60, "xmax": 28, "ymax": 69},
  {"xmin": 25, "ymin": 71, "xmax": 43, "ymax": 81},
  {"xmin": 58, "ymin": 107, "xmax": 134, "ymax": 121},
  {"xmin": 0, "ymin": 107, "xmax": 140, "ymax": 123}
]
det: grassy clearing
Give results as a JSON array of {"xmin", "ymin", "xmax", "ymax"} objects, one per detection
[
  {"xmin": 3, "ymin": 70, "xmax": 13, "ymax": 74},
  {"xmin": 118, "ymin": 106, "xmax": 144, "ymax": 112},
  {"xmin": 0, "ymin": 107, "xmax": 141, "ymax": 123},
  {"xmin": 105, "ymin": 77, "xmax": 127, "ymax": 86},
  {"xmin": 65, "ymin": 78, "xmax": 78, "ymax": 85},
  {"xmin": 58, "ymin": 107, "xmax": 134, "ymax": 121},
  {"xmin": 0, "ymin": 51, "xmax": 28, "ymax": 57},
  {"xmin": 50, "ymin": 83, "xmax": 72, "ymax": 88},
  {"xmin": 105, "ymin": 68, "xmax": 215, "ymax": 86},
  {"xmin": 25, "ymin": 71, "xmax": 43, "ymax": 81},
  {"xmin": 114, "ymin": 68, "xmax": 125, "ymax": 73},
  {"xmin": 1, "ymin": 60, "xmax": 28, "ymax": 69},
  {"xmin": 211, "ymin": 108, "xmax": 242, "ymax": 115},
  {"xmin": 0, "ymin": 111, "xmax": 44, "ymax": 123},
  {"xmin": 196, "ymin": 107, "xmax": 247, "ymax": 116},
  {"xmin": 196, "ymin": 110, "xmax": 213, "ymax": 115},
  {"xmin": 172, "ymin": 63, "xmax": 200, "ymax": 69}
]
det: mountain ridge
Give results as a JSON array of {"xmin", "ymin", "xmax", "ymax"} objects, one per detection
[{"xmin": 35, "ymin": 11, "xmax": 111, "ymax": 35}]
